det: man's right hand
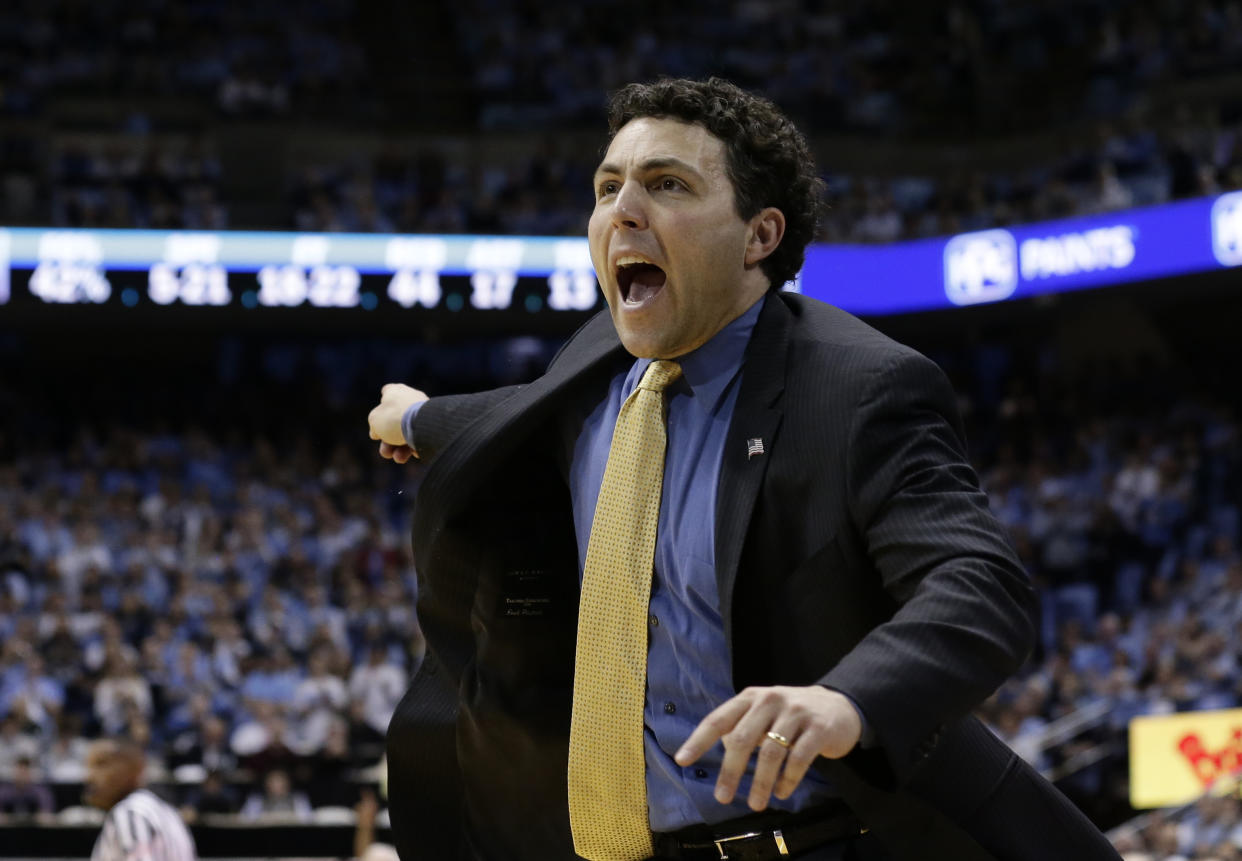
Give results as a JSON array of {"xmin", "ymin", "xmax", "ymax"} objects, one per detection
[{"xmin": 368, "ymin": 383, "xmax": 428, "ymax": 464}]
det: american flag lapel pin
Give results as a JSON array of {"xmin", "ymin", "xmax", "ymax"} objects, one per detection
[{"xmin": 746, "ymin": 438, "xmax": 765, "ymax": 459}]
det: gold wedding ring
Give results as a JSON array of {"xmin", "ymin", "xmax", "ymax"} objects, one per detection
[{"xmin": 765, "ymin": 730, "xmax": 792, "ymax": 749}]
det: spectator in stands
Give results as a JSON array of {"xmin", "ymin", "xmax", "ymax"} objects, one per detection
[
  {"xmin": 40, "ymin": 611, "xmax": 83, "ymax": 678},
  {"xmin": 57, "ymin": 522, "xmax": 112, "ymax": 600},
  {"xmin": 347, "ymin": 645, "xmax": 405, "ymax": 746},
  {"xmin": 0, "ymin": 757, "xmax": 54, "ymax": 820},
  {"xmin": 179, "ymin": 771, "xmax": 238, "ymax": 822},
  {"xmin": 0, "ymin": 653, "xmax": 64, "ymax": 735},
  {"xmin": 218, "ymin": 61, "xmax": 291, "ymax": 117},
  {"xmin": 289, "ymin": 646, "xmax": 348, "ymax": 756},
  {"xmin": 246, "ymin": 587, "xmax": 296, "ymax": 654},
  {"xmin": 230, "ymin": 700, "xmax": 293, "ymax": 776},
  {"xmin": 94, "ymin": 654, "xmax": 153, "ymax": 736},
  {"xmin": 240, "ymin": 646, "xmax": 303, "ymax": 709},
  {"xmin": 1088, "ymin": 162, "xmax": 1136, "ymax": 213},
  {"xmin": 304, "ymin": 585, "xmax": 349, "ymax": 654},
  {"xmin": 163, "ymin": 644, "xmax": 217, "ymax": 714},
  {"xmin": 86, "ymin": 618, "xmax": 138, "ymax": 678},
  {"xmin": 206, "ymin": 616, "xmax": 249, "ymax": 689},
  {"xmin": 168, "ymin": 711, "xmax": 237, "ymax": 779},
  {"xmin": 0, "ymin": 715, "xmax": 42, "ymax": 779},
  {"xmin": 302, "ymin": 717, "xmax": 356, "ymax": 809},
  {"xmin": 239, "ymin": 768, "xmax": 312, "ymax": 823},
  {"xmin": 44, "ymin": 717, "xmax": 89, "ymax": 783}
]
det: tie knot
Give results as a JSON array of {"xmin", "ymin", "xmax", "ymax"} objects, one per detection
[{"xmin": 637, "ymin": 360, "xmax": 682, "ymax": 394}]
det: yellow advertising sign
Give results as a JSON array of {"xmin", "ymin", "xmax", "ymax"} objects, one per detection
[{"xmin": 1130, "ymin": 708, "xmax": 1242, "ymax": 808}]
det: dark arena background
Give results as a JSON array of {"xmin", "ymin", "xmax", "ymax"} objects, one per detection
[{"xmin": 2, "ymin": 1, "xmax": 1242, "ymax": 859}]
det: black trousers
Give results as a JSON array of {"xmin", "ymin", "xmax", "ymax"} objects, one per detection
[{"xmin": 789, "ymin": 832, "xmax": 891, "ymax": 861}]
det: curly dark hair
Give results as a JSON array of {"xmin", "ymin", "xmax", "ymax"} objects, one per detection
[{"xmin": 606, "ymin": 77, "xmax": 825, "ymax": 290}]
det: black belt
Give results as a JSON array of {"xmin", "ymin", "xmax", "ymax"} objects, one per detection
[{"xmin": 651, "ymin": 803, "xmax": 867, "ymax": 860}]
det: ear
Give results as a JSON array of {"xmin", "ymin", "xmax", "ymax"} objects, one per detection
[{"xmin": 744, "ymin": 207, "xmax": 785, "ymax": 267}]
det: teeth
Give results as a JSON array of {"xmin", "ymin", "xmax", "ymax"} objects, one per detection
[{"xmin": 615, "ymin": 255, "xmax": 653, "ymax": 268}]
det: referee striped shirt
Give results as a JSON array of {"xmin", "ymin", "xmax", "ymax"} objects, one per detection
[{"xmin": 91, "ymin": 789, "xmax": 197, "ymax": 861}]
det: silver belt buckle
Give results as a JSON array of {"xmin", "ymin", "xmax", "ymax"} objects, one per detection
[{"xmin": 712, "ymin": 831, "xmax": 762, "ymax": 860}]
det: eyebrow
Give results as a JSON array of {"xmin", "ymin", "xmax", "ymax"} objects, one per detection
[{"xmin": 593, "ymin": 157, "xmax": 704, "ymax": 182}]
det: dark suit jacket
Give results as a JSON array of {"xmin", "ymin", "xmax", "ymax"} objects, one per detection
[{"xmin": 386, "ymin": 293, "xmax": 1121, "ymax": 861}]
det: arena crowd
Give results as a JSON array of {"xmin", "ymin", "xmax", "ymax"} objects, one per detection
[
  {"xmin": 0, "ymin": 331, "xmax": 1237, "ymax": 859},
  {"xmin": 1, "ymin": 1, "xmax": 1240, "ymax": 238}
]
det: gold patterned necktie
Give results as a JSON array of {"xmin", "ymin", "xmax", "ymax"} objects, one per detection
[{"xmin": 568, "ymin": 359, "xmax": 683, "ymax": 861}]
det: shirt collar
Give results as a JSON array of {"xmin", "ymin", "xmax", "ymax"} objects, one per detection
[{"xmin": 635, "ymin": 293, "xmax": 766, "ymax": 415}]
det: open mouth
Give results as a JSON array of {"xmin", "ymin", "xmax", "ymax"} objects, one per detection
[{"xmin": 617, "ymin": 260, "xmax": 668, "ymax": 305}]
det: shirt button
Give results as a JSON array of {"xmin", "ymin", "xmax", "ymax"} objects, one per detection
[
  {"xmin": 694, "ymin": 768, "xmax": 709, "ymax": 779},
  {"xmin": 663, "ymin": 701, "xmax": 676, "ymax": 715},
  {"xmin": 649, "ymin": 614, "xmax": 659, "ymax": 627}
]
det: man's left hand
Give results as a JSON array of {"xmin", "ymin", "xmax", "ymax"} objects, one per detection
[{"xmin": 674, "ymin": 686, "xmax": 862, "ymax": 812}]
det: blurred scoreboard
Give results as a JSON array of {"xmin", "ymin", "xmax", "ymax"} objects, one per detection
[
  {"xmin": 1, "ymin": 190, "xmax": 1239, "ymax": 327},
  {"xmin": 0, "ymin": 230, "xmax": 602, "ymax": 317}
]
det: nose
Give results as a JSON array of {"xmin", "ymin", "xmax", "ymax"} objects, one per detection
[{"xmin": 610, "ymin": 180, "xmax": 648, "ymax": 231}]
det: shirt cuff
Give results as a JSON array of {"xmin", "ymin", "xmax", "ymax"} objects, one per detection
[
  {"xmin": 401, "ymin": 400, "xmax": 425, "ymax": 452},
  {"xmin": 825, "ymin": 686, "xmax": 876, "ymax": 749}
]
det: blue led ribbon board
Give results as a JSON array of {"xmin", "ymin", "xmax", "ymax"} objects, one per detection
[{"xmin": 2, "ymin": 191, "xmax": 1239, "ymax": 314}]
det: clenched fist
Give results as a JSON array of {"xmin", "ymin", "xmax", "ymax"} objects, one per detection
[{"xmin": 368, "ymin": 383, "xmax": 428, "ymax": 464}]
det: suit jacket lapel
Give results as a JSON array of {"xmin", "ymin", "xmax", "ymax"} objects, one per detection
[{"xmin": 715, "ymin": 294, "xmax": 790, "ymax": 646}]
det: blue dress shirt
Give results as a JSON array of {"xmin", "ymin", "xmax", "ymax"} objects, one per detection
[
  {"xmin": 566, "ymin": 295, "xmax": 834, "ymax": 831},
  {"xmin": 401, "ymin": 295, "xmax": 853, "ymax": 832}
]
